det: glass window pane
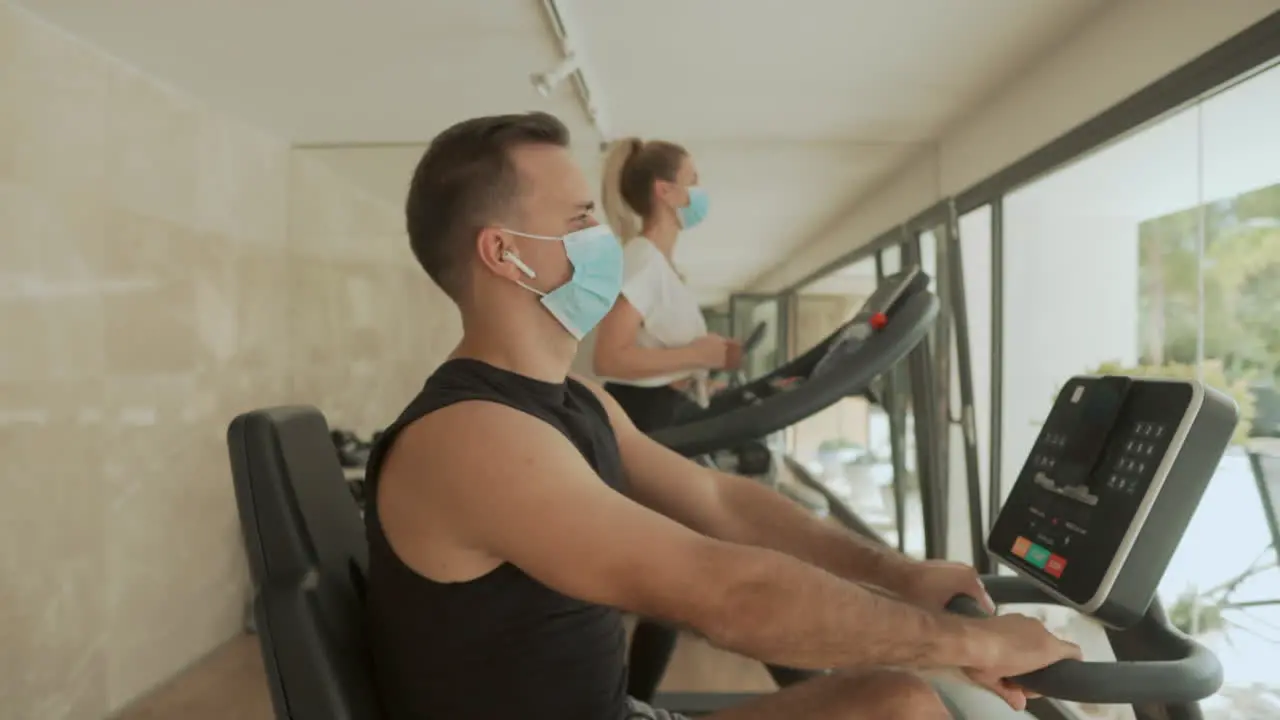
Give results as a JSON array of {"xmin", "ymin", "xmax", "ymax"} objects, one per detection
[
  {"xmin": 942, "ymin": 208, "xmax": 994, "ymax": 565},
  {"xmin": 1160, "ymin": 62, "xmax": 1280, "ymax": 715},
  {"xmin": 729, "ymin": 296, "xmax": 782, "ymax": 380},
  {"xmin": 791, "ymin": 257, "xmax": 926, "ymax": 557},
  {"xmin": 702, "ymin": 307, "xmax": 731, "ymax": 337},
  {"xmin": 1001, "ymin": 101, "xmax": 1203, "ymax": 720},
  {"xmin": 880, "ymin": 244, "xmax": 903, "ymax": 275}
]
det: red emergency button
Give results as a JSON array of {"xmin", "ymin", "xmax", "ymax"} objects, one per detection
[{"xmin": 869, "ymin": 312, "xmax": 888, "ymax": 330}]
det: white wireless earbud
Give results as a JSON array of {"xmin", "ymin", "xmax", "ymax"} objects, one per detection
[{"xmin": 502, "ymin": 250, "xmax": 537, "ymax": 279}]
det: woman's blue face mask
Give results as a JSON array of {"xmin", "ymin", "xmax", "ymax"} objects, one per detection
[{"xmin": 677, "ymin": 186, "xmax": 710, "ymax": 230}]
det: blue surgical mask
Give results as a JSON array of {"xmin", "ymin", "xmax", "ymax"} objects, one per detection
[
  {"xmin": 677, "ymin": 186, "xmax": 710, "ymax": 229},
  {"xmin": 502, "ymin": 224, "xmax": 624, "ymax": 340}
]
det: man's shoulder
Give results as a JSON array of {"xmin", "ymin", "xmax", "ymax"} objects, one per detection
[
  {"xmin": 399, "ymin": 399, "xmax": 555, "ymax": 454},
  {"xmin": 567, "ymin": 375, "xmax": 636, "ymax": 444},
  {"xmin": 379, "ymin": 401, "xmax": 573, "ymax": 503}
]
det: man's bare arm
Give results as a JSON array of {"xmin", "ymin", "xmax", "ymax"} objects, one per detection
[
  {"xmin": 703, "ymin": 466, "xmax": 917, "ymax": 592},
  {"xmin": 582, "ymin": 378, "xmax": 915, "ymax": 593},
  {"xmin": 390, "ymin": 400, "xmax": 1001, "ymax": 671}
]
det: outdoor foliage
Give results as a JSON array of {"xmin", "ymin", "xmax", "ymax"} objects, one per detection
[
  {"xmin": 1138, "ymin": 182, "xmax": 1280, "ymax": 388},
  {"xmin": 1119, "ymin": 180, "xmax": 1280, "ymax": 444},
  {"xmin": 1088, "ymin": 360, "xmax": 1256, "ymax": 446},
  {"xmin": 1168, "ymin": 586, "xmax": 1227, "ymax": 636}
]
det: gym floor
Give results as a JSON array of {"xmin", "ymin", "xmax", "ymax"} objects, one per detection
[{"xmin": 115, "ymin": 619, "xmax": 774, "ymax": 718}]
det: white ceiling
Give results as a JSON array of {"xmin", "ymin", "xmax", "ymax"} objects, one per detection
[{"xmin": 19, "ymin": 0, "xmax": 1109, "ymax": 304}]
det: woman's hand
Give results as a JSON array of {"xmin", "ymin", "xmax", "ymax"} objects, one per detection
[
  {"xmin": 689, "ymin": 334, "xmax": 741, "ymax": 370},
  {"xmin": 724, "ymin": 339, "xmax": 744, "ymax": 371}
]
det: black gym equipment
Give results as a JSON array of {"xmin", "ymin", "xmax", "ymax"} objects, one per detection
[
  {"xmin": 328, "ymin": 428, "xmax": 380, "ymax": 508},
  {"xmin": 650, "ymin": 267, "xmax": 936, "ymax": 458},
  {"xmin": 703, "ymin": 320, "xmax": 775, "ymax": 478},
  {"xmin": 947, "ymin": 376, "xmax": 1236, "ymax": 711},
  {"xmin": 720, "ymin": 320, "xmax": 768, "ymax": 391},
  {"xmin": 330, "ymin": 429, "xmax": 374, "ymax": 469},
  {"xmin": 229, "ymin": 408, "xmax": 382, "ymax": 720}
]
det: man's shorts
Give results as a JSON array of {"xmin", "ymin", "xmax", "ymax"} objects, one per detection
[{"xmin": 625, "ymin": 696, "xmax": 690, "ymax": 720}]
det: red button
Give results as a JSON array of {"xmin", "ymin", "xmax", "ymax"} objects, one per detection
[
  {"xmin": 869, "ymin": 312, "xmax": 888, "ymax": 330},
  {"xmin": 1045, "ymin": 555, "xmax": 1067, "ymax": 578}
]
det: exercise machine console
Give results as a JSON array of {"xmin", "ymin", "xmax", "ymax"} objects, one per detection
[
  {"xmin": 651, "ymin": 266, "xmax": 936, "ymax": 457},
  {"xmin": 992, "ymin": 376, "xmax": 1237, "ymax": 626},
  {"xmin": 949, "ymin": 375, "xmax": 1238, "ymax": 706}
]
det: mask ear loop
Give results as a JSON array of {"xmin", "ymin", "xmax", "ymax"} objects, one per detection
[{"xmin": 502, "ymin": 250, "xmax": 546, "ymax": 297}]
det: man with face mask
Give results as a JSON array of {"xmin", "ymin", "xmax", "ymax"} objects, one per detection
[{"xmin": 364, "ymin": 112, "xmax": 1080, "ymax": 720}]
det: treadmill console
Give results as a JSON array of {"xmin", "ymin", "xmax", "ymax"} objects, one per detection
[
  {"xmin": 811, "ymin": 266, "xmax": 927, "ymax": 380},
  {"xmin": 988, "ymin": 376, "xmax": 1238, "ymax": 627}
]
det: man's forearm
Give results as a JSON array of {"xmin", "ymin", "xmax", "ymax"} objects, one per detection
[
  {"xmin": 695, "ymin": 542, "xmax": 990, "ymax": 671},
  {"xmin": 709, "ymin": 469, "xmax": 915, "ymax": 594}
]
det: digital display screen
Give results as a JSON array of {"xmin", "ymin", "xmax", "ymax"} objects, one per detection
[{"xmin": 1054, "ymin": 377, "xmax": 1132, "ymax": 490}]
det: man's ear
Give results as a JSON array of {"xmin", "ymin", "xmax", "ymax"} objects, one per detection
[{"xmin": 475, "ymin": 227, "xmax": 525, "ymax": 281}]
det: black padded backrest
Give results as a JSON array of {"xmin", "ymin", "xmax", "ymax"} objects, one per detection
[
  {"xmin": 1250, "ymin": 447, "xmax": 1280, "ymax": 563},
  {"xmin": 227, "ymin": 406, "xmax": 383, "ymax": 720}
]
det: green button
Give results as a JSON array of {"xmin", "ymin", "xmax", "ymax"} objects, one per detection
[{"xmin": 1025, "ymin": 545, "xmax": 1051, "ymax": 569}]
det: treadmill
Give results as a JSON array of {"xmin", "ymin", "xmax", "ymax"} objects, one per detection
[
  {"xmin": 701, "ymin": 319, "xmax": 827, "ymax": 513},
  {"xmin": 651, "ymin": 266, "xmax": 935, "ymax": 458}
]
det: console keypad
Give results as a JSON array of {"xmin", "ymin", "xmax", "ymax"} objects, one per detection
[
  {"xmin": 1104, "ymin": 422, "xmax": 1167, "ymax": 496},
  {"xmin": 1030, "ymin": 432, "xmax": 1067, "ymax": 471}
]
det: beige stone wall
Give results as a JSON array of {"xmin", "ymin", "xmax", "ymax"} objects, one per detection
[{"xmin": 0, "ymin": 4, "xmax": 459, "ymax": 717}]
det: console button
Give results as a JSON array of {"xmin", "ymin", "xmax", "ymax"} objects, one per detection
[
  {"xmin": 1012, "ymin": 537, "xmax": 1032, "ymax": 558},
  {"xmin": 1025, "ymin": 544, "xmax": 1051, "ymax": 569},
  {"xmin": 1045, "ymin": 554, "xmax": 1068, "ymax": 578}
]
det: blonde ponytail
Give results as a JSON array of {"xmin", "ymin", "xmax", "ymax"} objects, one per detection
[{"xmin": 601, "ymin": 137, "xmax": 643, "ymax": 242}]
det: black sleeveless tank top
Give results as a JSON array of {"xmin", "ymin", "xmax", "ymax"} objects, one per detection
[{"xmin": 363, "ymin": 358, "xmax": 629, "ymax": 720}]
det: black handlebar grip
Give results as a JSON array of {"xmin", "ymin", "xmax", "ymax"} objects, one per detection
[{"xmin": 944, "ymin": 594, "xmax": 1223, "ymax": 704}]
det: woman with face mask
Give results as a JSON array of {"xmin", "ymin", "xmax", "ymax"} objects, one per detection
[
  {"xmin": 594, "ymin": 138, "xmax": 741, "ymax": 427},
  {"xmin": 593, "ymin": 138, "xmax": 742, "ymax": 701}
]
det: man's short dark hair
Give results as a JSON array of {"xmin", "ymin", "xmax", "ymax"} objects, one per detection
[{"xmin": 405, "ymin": 112, "xmax": 571, "ymax": 298}]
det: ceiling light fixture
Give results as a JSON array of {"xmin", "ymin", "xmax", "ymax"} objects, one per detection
[
  {"xmin": 530, "ymin": 53, "xmax": 579, "ymax": 98},
  {"xmin": 533, "ymin": 0, "xmax": 611, "ymax": 141}
]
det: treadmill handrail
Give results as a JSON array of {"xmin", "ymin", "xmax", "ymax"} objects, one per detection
[
  {"xmin": 947, "ymin": 576, "xmax": 1223, "ymax": 705},
  {"xmin": 650, "ymin": 292, "xmax": 939, "ymax": 456},
  {"xmin": 703, "ymin": 270, "xmax": 933, "ymax": 416}
]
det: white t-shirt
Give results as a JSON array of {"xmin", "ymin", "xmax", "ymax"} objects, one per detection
[{"xmin": 607, "ymin": 237, "xmax": 709, "ymax": 389}]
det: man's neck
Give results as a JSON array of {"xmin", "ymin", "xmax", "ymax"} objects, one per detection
[{"xmin": 454, "ymin": 307, "xmax": 578, "ymax": 384}]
